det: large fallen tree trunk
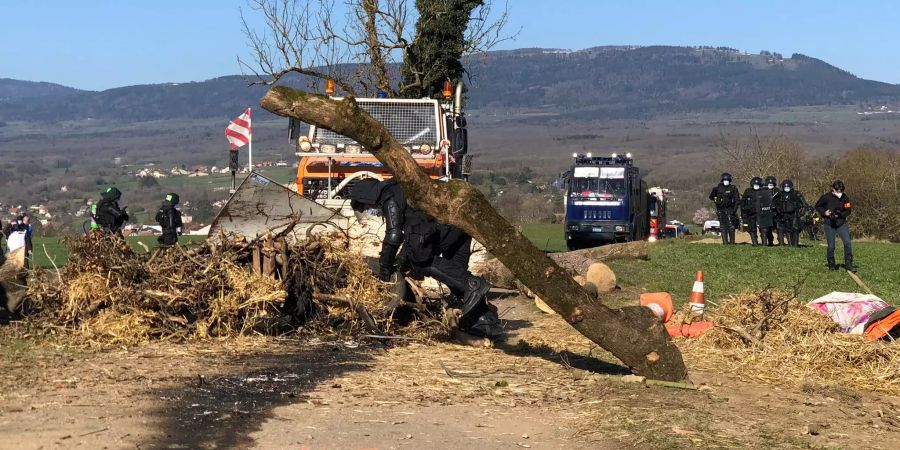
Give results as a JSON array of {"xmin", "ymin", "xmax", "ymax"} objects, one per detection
[{"xmin": 260, "ymin": 87, "xmax": 688, "ymax": 382}]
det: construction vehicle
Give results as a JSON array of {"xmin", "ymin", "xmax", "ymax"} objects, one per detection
[
  {"xmin": 560, "ymin": 153, "xmax": 652, "ymax": 250},
  {"xmin": 291, "ymin": 80, "xmax": 470, "ymax": 207},
  {"xmin": 210, "ymin": 80, "xmax": 471, "ymax": 240}
]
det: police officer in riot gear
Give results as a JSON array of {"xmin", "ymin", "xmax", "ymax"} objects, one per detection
[
  {"xmin": 155, "ymin": 193, "xmax": 183, "ymax": 246},
  {"xmin": 95, "ymin": 187, "xmax": 129, "ymax": 234},
  {"xmin": 741, "ymin": 177, "xmax": 762, "ymax": 246},
  {"xmin": 774, "ymin": 180, "xmax": 805, "ymax": 247},
  {"xmin": 350, "ymin": 179, "xmax": 407, "ymax": 282},
  {"xmin": 708, "ymin": 173, "xmax": 740, "ymax": 245},
  {"xmin": 757, "ymin": 176, "xmax": 777, "ymax": 246},
  {"xmin": 815, "ymin": 180, "xmax": 855, "ymax": 272},
  {"xmin": 350, "ymin": 179, "xmax": 500, "ymax": 337}
]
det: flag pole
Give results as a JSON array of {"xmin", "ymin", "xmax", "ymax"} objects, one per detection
[{"xmin": 248, "ymin": 107, "xmax": 253, "ymax": 173}]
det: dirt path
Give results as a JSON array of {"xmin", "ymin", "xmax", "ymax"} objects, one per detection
[{"xmin": 2, "ymin": 294, "xmax": 898, "ymax": 449}]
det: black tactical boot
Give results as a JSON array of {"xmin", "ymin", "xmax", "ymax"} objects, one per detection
[
  {"xmin": 827, "ymin": 257, "xmax": 837, "ymax": 271},
  {"xmin": 728, "ymin": 230, "xmax": 737, "ymax": 245},
  {"xmin": 463, "ymin": 307, "xmax": 503, "ymax": 338},
  {"xmin": 749, "ymin": 232, "xmax": 758, "ymax": 247},
  {"xmin": 460, "ymin": 275, "xmax": 492, "ymax": 325}
]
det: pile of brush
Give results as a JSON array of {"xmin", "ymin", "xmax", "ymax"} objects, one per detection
[
  {"xmin": 679, "ymin": 289, "xmax": 900, "ymax": 394},
  {"xmin": 23, "ymin": 232, "xmax": 402, "ymax": 347}
]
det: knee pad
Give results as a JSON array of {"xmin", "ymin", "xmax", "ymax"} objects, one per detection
[{"xmin": 384, "ymin": 228, "xmax": 403, "ymax": 246}]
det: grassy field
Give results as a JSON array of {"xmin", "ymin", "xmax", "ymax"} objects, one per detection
[
  {"xmin": 31, "ymin": 235, "xmax": 208, "ymax": 268},
  {"xmin": 521, "ymin": 223, "xmax": 900, "ymax": 307}
]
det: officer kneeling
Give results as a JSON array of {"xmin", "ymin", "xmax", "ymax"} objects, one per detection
[{"xmin": 350, "ymin": 179, "xmax": 501, "ymax": 338}]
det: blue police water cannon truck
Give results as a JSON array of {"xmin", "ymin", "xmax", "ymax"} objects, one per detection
[{"xmin": 561, "ymin": 152, "xmax": 652, "ymax": 250}]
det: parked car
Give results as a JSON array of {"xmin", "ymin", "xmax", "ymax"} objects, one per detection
[{"xmin": 702, "ymin": 220, "xmax": 721, "ymax": 236}]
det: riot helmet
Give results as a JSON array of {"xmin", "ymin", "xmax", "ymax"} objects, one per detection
[
  {"xmin": 720, "ymin": 173, "xmax": 733, "ymax": 185},
  {"xmin": 782, "ymin": 179, "xmax": 793, "ymax": 192},
  {"xmin": 751, "ymin": 177, "xmax": 763, "ymax": 190},
  {"xmin": 101, "ymin": 186, "xmax": 122, "ymax": 202},
  {"xmin": 764, "ymin": 176, "xmax": 777, "ymax": 189},
  {"xmin": 164, "ymin": 193, "xmax": 180, "ymax": 206}
]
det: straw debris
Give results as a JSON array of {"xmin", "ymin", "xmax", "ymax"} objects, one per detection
[
  {"xmin": 678, "ymin": 289, "xmax": 900, "ymax": 394},
  {"xmin": 22, "ymin": 232, "xmax": 442, "ymax": 348}
]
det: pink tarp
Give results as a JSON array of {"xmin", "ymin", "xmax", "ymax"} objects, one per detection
[{"xmin": 807, "ymin": 292, "xmax": 890, "ymax": 334}]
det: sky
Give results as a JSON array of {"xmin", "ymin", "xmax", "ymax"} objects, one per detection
[{"xmin": 2, "ymin": 0, "xmax": 899, "ymax": 91}]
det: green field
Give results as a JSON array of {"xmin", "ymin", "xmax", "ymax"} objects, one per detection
[
  {"xmin": 520, "ymin": 223, "xmax": 900, "ymax": 307},
  {"xmin": 32, "ymin": 235, "xmax": 208, "ymax": 268}
]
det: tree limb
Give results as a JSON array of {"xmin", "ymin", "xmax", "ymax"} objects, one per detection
[{"xmin": 260, "ymin": 86, "xmax": 689, "ymax": 381}]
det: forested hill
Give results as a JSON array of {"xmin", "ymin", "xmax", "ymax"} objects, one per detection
[{"xmin": 2, "ymin": 46, "xmax": 899, "ymax": 122}]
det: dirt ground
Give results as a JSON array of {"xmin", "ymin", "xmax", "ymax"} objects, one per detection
[{"xmin": 2, "ymin": 293, "xmax": 899, "ymax": 450}]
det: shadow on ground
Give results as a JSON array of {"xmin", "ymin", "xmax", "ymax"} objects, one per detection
[{"xmin": 147, "ymin": 343, "xmax": 374, "ymax": 449}]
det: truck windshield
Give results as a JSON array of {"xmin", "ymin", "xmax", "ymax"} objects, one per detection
[
  {"xmin": 312, "ymin": 100, "xmax": 438, "ymax": 146},
  {"xmin": 569, "ymin": 166, "xmax": 627, "ymax": 197}
]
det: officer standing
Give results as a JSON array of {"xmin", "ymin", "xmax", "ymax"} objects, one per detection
[
  {"xmin": 741, "ymin": 177, "xmax": 762, "ymax": 246},
  {"xmin": 350, "ymin": 179, "xmax": 500, "ymax": 338},
  {"xmin": 815, "ymin": 180, "xmax": 855, "ymax": 272},
  {"xmin": 774, "ymin": 180, "xmax": 805, "ymax": 247},
  {"xmin": 756, "ymin": 176, "xmax": 778, "ymax": 246},
  {"xmin": 155, "ymin": 193, "xmax": 183, "ymax": 246},
  {"xmin": 95, "ymin": 187, "xmax": 129, "ymax": 234},
  {"xmin": 806, "ymin": 211, "xmax": 821, "ymax": 241},
  {"xmin": 708, "ymin": 173, "xmax": 741, "ymax": 245}
]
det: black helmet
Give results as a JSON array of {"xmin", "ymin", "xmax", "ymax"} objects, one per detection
[
  {"xmin": 720, "ymin": 172, "xmax": 733, "ymax": 182},
  {"xmin": 101, "ymin": 186, "xmax": 122, "ymax": 202},
  {"xmin": 782, "ymin": 179, "xmax": 794, "ymax": 189},
  {"xmin": 349, "ymin": 179, "xmax": 381, "ymax": 212},
  {"xmin": 164, "ymin": 193, "xmax": 180, "ymax": 206},
  {"xmin": 751, "ymin": 177, "xmax": 763, "ymax": 186},
  {"xmin": 764, "ymin": 176, "xmax": 777, "ymax": 186}
]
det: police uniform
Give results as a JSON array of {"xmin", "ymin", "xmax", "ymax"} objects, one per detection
[
  {"xmin": 773, "ymin": 180, "xmax": 805, "ymax": 247},
  {"xmin": 708, "ymin": 173, "xmax": 740, "ymax": 245},
  {"xmin": 350, "ymin": 180, "xmax": 499, "ymax": 337},
  {"xmin": 155, "ymin": 193, "xmax": 183, "ymax": 246},
  {"xmin": 741, "ymin": 177, "xmax": 763, "ymax": 246},
  {"xmin": 95, "ymin": 187, "xmax": 129, "ymax": 233}
]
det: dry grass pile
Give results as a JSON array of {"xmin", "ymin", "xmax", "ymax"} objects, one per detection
[
  {"xmin": 24, "ymin": 232, "xmax": 399, "ymax": 347},
  {"xmin": 679, "ymin": 289, "xmax": 900, "ymax": 394}
]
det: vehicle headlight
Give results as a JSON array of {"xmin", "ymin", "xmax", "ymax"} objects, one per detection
[
  {"xmin": 298, "ymin": 138, "xmax": 312, "ymax": 152},
  {"xmin": 320, "ymin": 144, "xmax": 336, "ymax": 153},
  {"xmin": 418, "ymin": 144, "xmax": 432, "ymax": 154},
  {"xmin": 345, "ymin": 144, "xmax": 362, "ymax": 154},
  {"xmin": 615, "ymin": 225, "xmax": 625, "ymax": 232}
]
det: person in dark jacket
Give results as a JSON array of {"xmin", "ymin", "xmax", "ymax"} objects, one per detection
[
  {"xmin": 773, "ymin": 180, "xmax": 805, "ymax": 247},
  {"xmin": 741, "ymin": 177, "xmax": 763, "ymax": 246},
  {"xmin": 805, "ymin": 211, "xmax": 821, "ymax": 241},
  {"xmin": 350, "ymin": 179, "xmax": 500, "ymax": 337},
  {"xmin": 95, "ymin": 187, "xmax": 129, "ymax": 234},
  {"xmin": 756, "ymin": 176, "xmax": 778, "ymax": 246},
  {"xmin": 708, "ymin": 172, "xmax": 741, "ymax": 245},
  {"xmin": 155, "ymin": 193, "xmax": 183, "ymax": 246},
  {"xmin": 815, "ymin": 180, "xmax": 855, "ymax": 272}
]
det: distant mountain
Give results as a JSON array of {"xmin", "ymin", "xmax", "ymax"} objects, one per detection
[
  {"xmin": 3, "ymin": 46, "xmax": 899, "ymax": 122},
  {"xmin": 0, "ymin": 78, "xmax": 84, "ymax": 103}
]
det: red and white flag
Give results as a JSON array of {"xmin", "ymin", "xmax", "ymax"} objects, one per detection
[{"xmin": 225, "ymin": 108, "xmax": 252, "ymax": 149}]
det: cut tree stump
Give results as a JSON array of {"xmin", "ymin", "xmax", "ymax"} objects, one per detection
[{"xmin": 260, "ymin": 86, "xmax": 688, "ymax": 382}]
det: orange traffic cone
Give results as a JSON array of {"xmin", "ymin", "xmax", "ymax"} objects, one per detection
[
  {"xmin": 640, "ymin": 292, "xmax": 674, "ymax": 323},
  {"xmin": 689, "ymin": 270, "xmax": 705, "ymax": 314}
]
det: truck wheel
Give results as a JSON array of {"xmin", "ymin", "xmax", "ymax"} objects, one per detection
[{"xmin": 566, "ymin": 239, "xmax": 581, "ymax": 251}]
